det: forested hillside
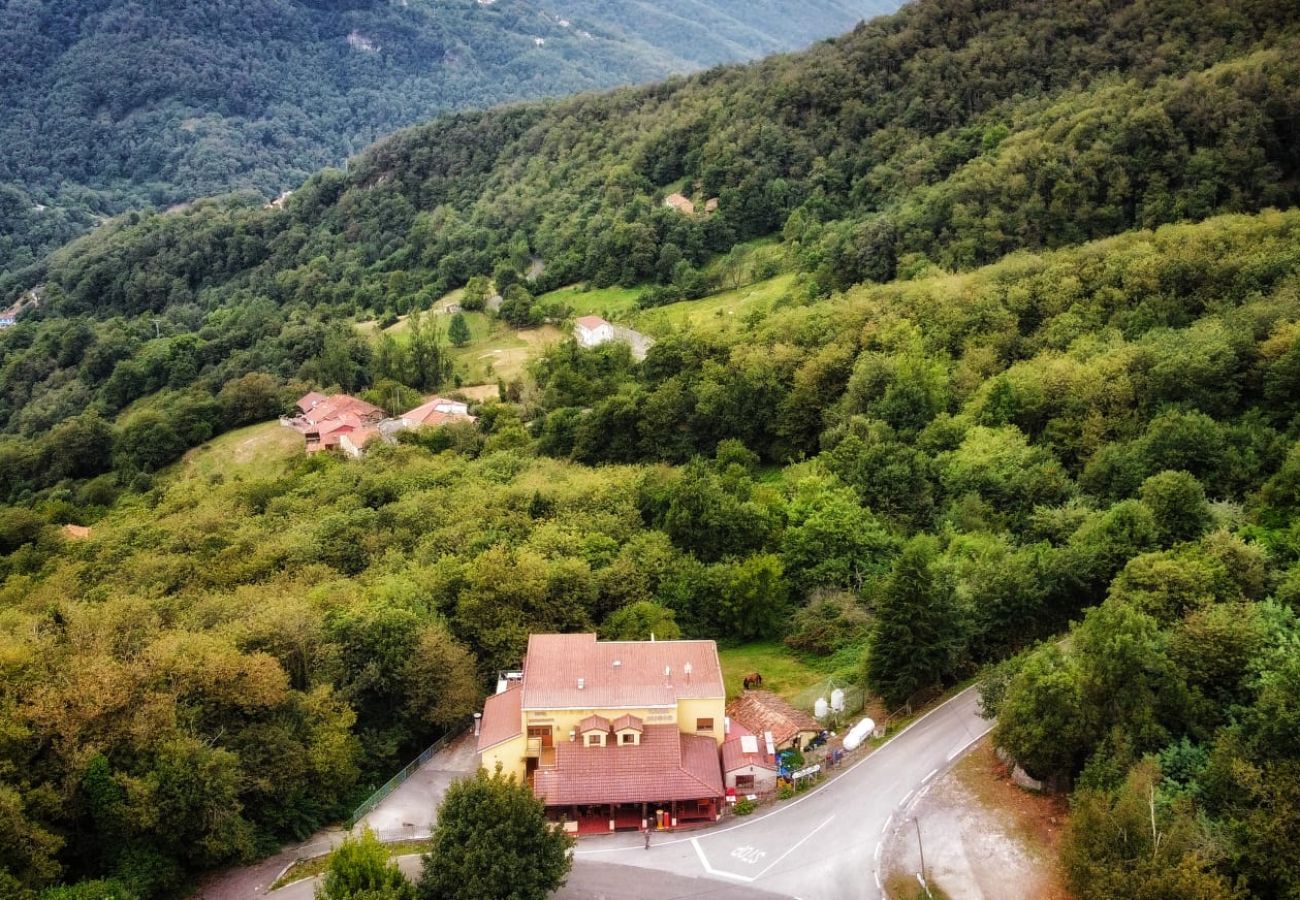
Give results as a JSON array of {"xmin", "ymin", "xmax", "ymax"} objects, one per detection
[
  {"xmin": 0, "ymin": 0, "xmax": 892, "ymax": 275},
  {"xmin": 3, "ymin": 0, "xmax": 1300, "ymax": 897}
]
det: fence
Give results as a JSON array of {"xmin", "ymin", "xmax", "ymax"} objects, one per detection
[{"xmin": 345, "ymin": 720, "xmax": 469, "ymax": 830}]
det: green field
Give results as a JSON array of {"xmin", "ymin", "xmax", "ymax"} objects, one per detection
[
  {"xmin": 537, "ymin": 283, "xmax": 644, "ymax": 319},
  {"xmin": 636, "ymin": 273, "xmax": 798, "ymax": 334},
  {"xmin": 177, "ymin": 421, "xmax": 304, "ymax": 481},
  {"xmin": 448, "ymin": 323, "xmax": 563, "ymax": 385},
  {"xmin": 718, "ymin": 640, "xmax": 859, "ymax": 707}
]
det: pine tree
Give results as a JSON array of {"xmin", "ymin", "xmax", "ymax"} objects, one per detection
[
  {"xmin": 448, "ymin": 312, "xmax": 471, "ymax": 347},
  {"xmin": 865, "ymin": 535, "xmax": 965, "ymax": 708}
]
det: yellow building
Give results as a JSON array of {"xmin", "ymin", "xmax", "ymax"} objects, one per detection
[{"xmin": 476, "ymin": 633, "xmax": 726, "ymax": 834}]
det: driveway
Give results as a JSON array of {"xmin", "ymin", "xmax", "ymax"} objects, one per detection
[{"xmin": 195, "ymin": 731, "xmax": 478, "ymax": 899}]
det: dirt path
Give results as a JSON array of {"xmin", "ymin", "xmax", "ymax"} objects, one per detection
[{"xmin": 882, "ymin": 737, "xmax": 1071, "ymax": 900}]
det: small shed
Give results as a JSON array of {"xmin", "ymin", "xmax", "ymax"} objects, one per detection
[
  {"xmin": 721, "ymin": 722, "xmax": 778, "ymax": 796},
  {"xmin": 726, "ymin": 690, "xmax": 822, "ymax": 752}
]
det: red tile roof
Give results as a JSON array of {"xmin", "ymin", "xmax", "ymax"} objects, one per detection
[
  {"xmin": 532, "ymin": 725, "xmax": 722, "ymax": 806},
  {"xmin": 306, "ymin": 394, "xmax": 383, "ymax": 425},
  {"xmin": 726, "ymin": 691, "xmax": 822, "ymax": 748},
  {"xmin": 612, "ymin": 714, "xmax": 643, "ymax": 733},
  {"xmin": 342, "ymin": 427, "xmax": 380, "ymax": 451},
  {"xmin": 477, "ymin": 684, "xmax": 522, "ymax": 753},
  {"xmin": 296, "ymin": 391, "xmax": 328, "ymax": 413},
  {"xmin": 721, "ymin": 721, "xmax": 777, "ymax": 773},
  {"xmin": 579, "ymin": 714, "xmax": 611, "ymax": 734},
  {"xmin": 314, "ymin": 413, "xmax": 362, "ymax": 437},
  {"xmin": 520, "ymin": 634, "xmax": 724, "ymax": 710},
  {"xmin": 574, "ymin": 315, "xmax": 609, "ymax": 331},
  {"xmin": 401, "ymin": 397, "xmax": 476, "ymax": 427}
]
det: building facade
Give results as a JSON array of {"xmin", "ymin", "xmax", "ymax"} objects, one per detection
[{"xmin": 477, "ymin": 633, "xmax": 726, "ymax": 834}]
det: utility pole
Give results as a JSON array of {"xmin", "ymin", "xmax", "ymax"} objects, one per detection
[{"xmin": 912, "ymin": 818, "xmax": 930, "ymax": 897}]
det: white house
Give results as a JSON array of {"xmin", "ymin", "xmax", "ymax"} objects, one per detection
[{"xmin": 574, "ymin": 315, "xmax": 615, "ymax": 348}]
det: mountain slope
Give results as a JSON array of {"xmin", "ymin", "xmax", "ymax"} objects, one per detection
[
  {"xmin": 0, "ymin": 0, "xmax": 895, "ymax": 275},
  {"xmin": 2, "ymin": 1, "xmax": 1300, "ymax": 897}
]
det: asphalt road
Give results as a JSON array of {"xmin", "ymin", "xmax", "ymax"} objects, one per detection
[
  {"xmin": 266, "ymin": 685, "xmax": 991, "ymax": 900},
  {"xmin": 571, "ymin": 685, "xmax": 993, "ymax": 900},
  {"xmin": 270, "ymin": 855, "xmax": 794, "ymax": 900}
]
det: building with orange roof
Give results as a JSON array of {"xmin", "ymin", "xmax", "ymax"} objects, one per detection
[
  {"xmin": 720, "ymin": 720, "xmax": 779, "ymax": 796},
  {"xmin": 476, "ymin": 633, "xmax": 726, "ymax": 834},
  {"xmin": 288, "ymin": 392, "xmax": 384, "ymax": 453},
  {"xmin": 726, "ymin": 689, "xmax": 822, "ymax": 752},
  {"xmin": 399, "ymin": 397, "xmax": 475, "ymax": 429}
]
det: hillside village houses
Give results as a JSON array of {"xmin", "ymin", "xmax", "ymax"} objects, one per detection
[
  {"xmin": 476, "ymin": 633, "xmax": 787, "ymax": 835},
  {"xmin": 285, "ymin": 390, "xmax": 475, "ymax": 457}
]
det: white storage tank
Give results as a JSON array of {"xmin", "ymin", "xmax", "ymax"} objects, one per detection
[
  {"xmin": 830, "ymin": 688, "xmax": 845, "ymax": 713},
  {"xmin": 814, "ymin": 696, "xmax": 830, "ymax": 719},
  {"xmin": 843, "ymin": 717, "xmax": 876, "ymax": 752}
]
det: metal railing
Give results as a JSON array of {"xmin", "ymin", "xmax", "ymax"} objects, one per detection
[{"xmin": 345, "ymin": 720, "xmax": 469, "ymax": 830}]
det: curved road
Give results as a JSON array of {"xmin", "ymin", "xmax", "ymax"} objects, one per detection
[
  {"xmin": 570, "ymin": 684, "xmax": 992, "ymax": 899},
  {"xmin": 267, "ymin": 685, "xmax": 990, "ymax": 900}
]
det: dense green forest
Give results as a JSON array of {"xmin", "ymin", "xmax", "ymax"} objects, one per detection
[
  {"xmin": 3, "ymin": 0, "xmax": 1300, "ymax": 896},
  {"xmin": 0, "ymin": 0, "xmax": 892, "ymax": 275}
]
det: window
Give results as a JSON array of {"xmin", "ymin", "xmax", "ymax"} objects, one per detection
[
  {"xmin": 736, "ymin": 775, "xmax": 755, "ymax": 791},
  {"xmin": 695, "ymin": 718, "xmax": 714, "ymax": 733},
  {"xmin": 586, "ymin": 733, "xmax": 602, "ymax": 747},
  {"xmin": 620, "ymin": 732, "xmax": 636, "ymax": 745}
]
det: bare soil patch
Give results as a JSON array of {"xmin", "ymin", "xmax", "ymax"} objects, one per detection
[{"xmin": 883, "ymin": 738, "xmax": 1071, "ymax": 900}]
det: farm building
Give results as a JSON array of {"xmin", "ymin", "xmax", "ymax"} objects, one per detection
[{"xmin": 726, "ymin": 690, "xmax": 822, "ymax": 752}]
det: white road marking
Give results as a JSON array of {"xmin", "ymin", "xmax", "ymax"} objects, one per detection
[
  {"xmin": 753, "ymin": 814, "xmax": 836, "ymax": 879},
  {"xmin": 875, "ymin": 871, "xmax": 882, "ymax": 889},
  {"xmin": 730, "ymin": 845, "xmax": 767, "ymax": 865},
  {"xmin": 882, "ymin": 812, "xmax": 893, "ymax": 835},
  {"xmin": 874, "ymin": 842, "xmax": 882, "ymax": 862},
  {"xmin": 900, "ymin": 789, "xmax": 914, "ymax": 806},
  {"xmin": 691, "ymin": 838, "xmax": 753, "ymax": 882},
  {"xmin": 690, "ymin": 815, "xmax": 835, "ymax": 884},
  {"xmin": 947, "ymin": 729, "xmax": 987, "ymax": 761},
  {"xmin": 576, "ymin": 688, "xmax": 993, "ymax": 858},
  {"xmin": 923, "ymin": 768, "xmax": 938, "ymax": 783}
]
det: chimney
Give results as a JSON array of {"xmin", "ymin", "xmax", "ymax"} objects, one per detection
[
  {"xmin": 684, "ymin": 662, "xmax": 693, "ymax": 683},
  {"xmin": 577, "ymin": 677, "xmax": 585, "ymax": 690},
  {"xmin": 612, "ymin": 659, "xmax": 621, "ymax": 668},
  {"xmin": 473, "ymin": 712, "xmax": 482, "ymax": 736}
]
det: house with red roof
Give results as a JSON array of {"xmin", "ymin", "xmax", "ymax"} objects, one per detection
[
  {"xmin": 476, "ymin": 633, "xmax": 726, "ymax": 834},
  {"xmin": 725, "ymin": 690, "xmax": 822, "ymax": 753},
  {"xmin": 720, "ymin": 720, "xmax": 779, "ymax": 797},
  {"xmin": 398, "ymin": 397, "xmax": 475, "ymax": 429},
  {"xmin": 295, "ymin": 391, "xmax": 328, "ymax": 415},
  {"xmin": 288, "ymin": 392, "xmax": 384, "ymax": 453}
]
